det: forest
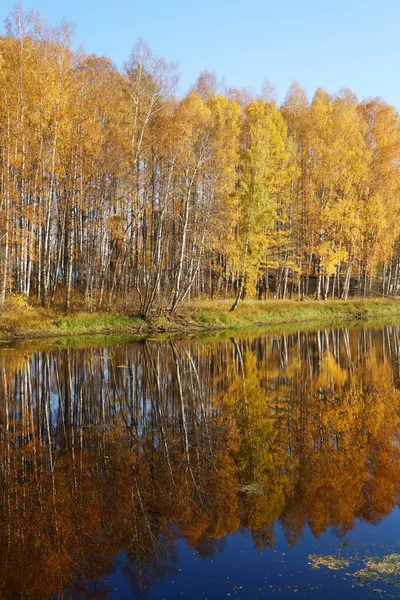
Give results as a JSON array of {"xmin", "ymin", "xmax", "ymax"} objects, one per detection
[{"xmin": 1, "ymin": 5, "xmax": 400, "ymax": 314}]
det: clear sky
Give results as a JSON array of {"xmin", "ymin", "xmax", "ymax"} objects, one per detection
[{"xmin": 1, "ymin": 0, "xmax": 399, "ymax": 107}]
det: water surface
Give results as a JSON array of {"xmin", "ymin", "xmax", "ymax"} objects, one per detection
[{"xmin": 1, "ymin": 325, "xmax": 400, "ymax": 599}]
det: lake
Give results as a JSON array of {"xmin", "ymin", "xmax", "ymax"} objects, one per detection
[{"xmin": 1, "ymin": 324, "xmax": 400, "ymax": 599}]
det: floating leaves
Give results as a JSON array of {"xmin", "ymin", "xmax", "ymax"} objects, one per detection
[
  {"xmin": 237, "ymin": 483, "xmax": 263, "ymax": 495},
  {"xmin": 353, "ymin": 554, "xmax": 400, "ymax": 587},
  {"xmin": 308, "ymin": 551, "xmax": 400, "ymax": 590},
  {"xmin": 308, "ymin": 554, "xmax": 350, "ymax": 570}
]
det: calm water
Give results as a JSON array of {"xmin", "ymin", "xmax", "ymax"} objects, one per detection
[{"xmin": 2, "ymin": 325, "xmax": 400, "ymax": 599}]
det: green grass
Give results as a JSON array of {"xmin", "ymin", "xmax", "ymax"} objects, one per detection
[
  {"xmin": 1, "ymin": 297, "xmax": 400, "ymax": 345},
  {"xmin": 53, "ymin": 312, "xmax": 139, "ymax": 333},
  {"xmin": 188, "ymin": 298, "xmax": 400, "ymax": 329},
  {"xmin": 0, "ymin": 301, "xmax": 144, "ymax": 342}
]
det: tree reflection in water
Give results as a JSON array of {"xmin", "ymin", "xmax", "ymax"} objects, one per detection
[{"xmin": 0, "ymin": 325, "xmax": 400, "ymax": 598}]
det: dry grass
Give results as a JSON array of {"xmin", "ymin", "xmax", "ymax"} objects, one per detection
[{"xmin": 1, "ymin": 295, "xmax": 400, "ymax": 344}]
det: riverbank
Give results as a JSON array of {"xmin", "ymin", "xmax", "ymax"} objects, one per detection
[{"xmin": 1, "ymin": 297, "xmax": 400, "ymax": 344}]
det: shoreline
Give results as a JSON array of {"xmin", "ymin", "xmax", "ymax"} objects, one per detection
[{"xmin": 1, "ymin": 298, "xmax": 400, "ymax": 345}]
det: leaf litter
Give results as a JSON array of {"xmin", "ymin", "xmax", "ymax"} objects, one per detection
[
  {"xmin": 353, "ymin": 554, "xmax": 400, "ymax": 587},
  {"xmin": 308, "ymin": 548, "xmax": 400, "ymax": 590},
  {"xmin": 309, "ymin": 555, "xmax": 350, "ymax": 570}
]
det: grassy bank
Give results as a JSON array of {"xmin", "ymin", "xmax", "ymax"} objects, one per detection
[
  {"xmin": 189, "ymin": 297, "xmax": 400, "ymax": 327},
  {"xmin": 1, "ymin": 297, "xmax": 400, "ymax": 344}
]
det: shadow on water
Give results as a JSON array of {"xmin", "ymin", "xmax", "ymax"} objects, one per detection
[{"xmin": 1, "ymin": 324, "xmax": 400, "ymax": 598}]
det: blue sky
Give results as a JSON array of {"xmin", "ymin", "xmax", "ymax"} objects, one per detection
[{"xmin": 1, "ymin": 0, "xmax": 399, "ymax": 107}]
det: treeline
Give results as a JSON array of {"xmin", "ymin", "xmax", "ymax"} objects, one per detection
[{"xmin": 1, "ymin": 6, "xmax": 400, "ymax": 313}]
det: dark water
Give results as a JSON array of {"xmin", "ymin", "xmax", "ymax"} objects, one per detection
[{"xmin": 2, "ymin": 325, "xmax": 400, "ymax": 599}]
